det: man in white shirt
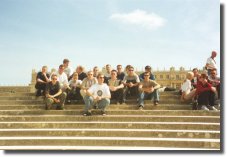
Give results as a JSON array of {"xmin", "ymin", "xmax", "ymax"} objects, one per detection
[
  {"xmin": 63, "ymin": 58, "xmax": 74, "ymax": 79},
  {"xmin": 83, "ymin": 73, "xmax": 111, "ymax": 116},
  {"xmin": 206, "ymin": 51, "xmax": 217, "ymax": 76},
  {"xmin": 51, "ymin": 64, "xmax": 70, "ymax": 92}
]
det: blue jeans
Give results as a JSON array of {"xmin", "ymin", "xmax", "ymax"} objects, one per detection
[
  {"xmin": 84, "ymin": 96, "xmax": 110, "ymax": 112},
  {"xmin": 138, "ymin": 89, "xmax": 159, "ymax": 107}
]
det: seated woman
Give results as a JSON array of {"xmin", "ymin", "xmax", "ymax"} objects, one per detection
[
  {"xmin": 196, "ymin": 73, "xmax": 218, "ymax": 111},
  {"xmin": 180, "ymin": 72, "xmax": 196, "ymax": 102},
  {"xmin": 66, "ymin": 72, "xmax": 83, "ymax": 103}
]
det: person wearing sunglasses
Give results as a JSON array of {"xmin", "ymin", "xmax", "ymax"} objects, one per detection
[
  {"xmin": 83, "ymin": 73, "xmax": 111, "ymax": 116},
  {"xmin": 45, "ymin": 74, "xmax": 66, "ymax": 110},
  {"xmin": 138, "ymin": 72, "xmax": 160, "ymax": 110},
  {"xmin": 80, "ymin": 71, "xmax": 97, "ymax": 98}
]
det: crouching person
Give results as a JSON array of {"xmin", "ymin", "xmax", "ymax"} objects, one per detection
[
  {"xmin": 45, "ymin": 74, "xmax": 66, "ymax": 110},
  {"xmin": 196, "ymin": 73, "xmax": 218, "ymax": 111},
  {"xmin": 83, "ymin": 73, "xmax": 111, "ymax": 116},
  {"xmin": 138, "ymin": 72, "xmax": 160, "ymax": 110}
]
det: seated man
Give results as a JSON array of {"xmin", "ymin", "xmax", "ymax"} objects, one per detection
[
  {"xmin": 208, "ymin": 69, "xmax": 220, "ymax": 99},
  {"xmin": 80, "ymin": 71, "xmax": 97, "ymax": 98},
  {"xmin": 104, "ymin": 64, "xmax": 112, "ymax": 83},
  {"xmin": 108, "ymin": 70, "xmax": 124, "ymax": 104},
  {"xmin": 191, "ymin": 68, "xmax": 200, "ymax": 89},
  {"xmin": 93, "ymin": 66, "xmax": 100, "ymax": 78},
  {"xmin": 138, "ymin": 72, "xmax": 161, "ymax": 110},
  {"xmin": 45, "ymin": 74, "xmax": 66, "ymax": 110},
  {"xmin": 66, "ymin": 72, "xmax": 83, "ymax": 103},
  {"xmin": 35, "ymin": 66, "xmax": 50, "ymax": 97},
  {"xmin": 83, "ymin": 73, "xmax": 111, "ymax": 116},
  {"xmin": 196, "ymin": 73, "xmax": 217, "ymax": 111},
  {"xmin": 122, "ymin": 66, "xmax": 140, "ymax": 103},
  {"xmin": 139, "ymin": 65, "xmax": 155, "ymax": 81}
]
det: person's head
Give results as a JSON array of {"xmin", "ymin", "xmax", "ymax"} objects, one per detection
[
  {"xmin": 58, "ymin": 64, "xmax": 65, "ymax": 74},
  {"xmin": 106, "ymin": 64, "xmax": 111, "ymax": 72},
  {"xmin": 143, "ymin": 72, "xmax": 150, "ymax": 81},
  {"xmin": 210, "ymin": 69, "xmax": 217, "ymax": 77},
  {"xmin": 72, "ymin": 72, "xmax": 79, "ymax": 80},
  {"xmin": 192, "ymin": 68, "xmax": 199, "ymax": 77},
  {"xmin": 76, "ymin": 65, "xmax": 84, "ymax": 74},
  {"xmin": 93, "ymin": 66, "xmax": 99, "ymax": 76},
  {"xmin": 42, "ymin": 66, "xmax": 48, "ymax": 73},
  {"xmin": 199, "ymin": 73, "xmax": 208, "ymax": 83},
  {"xmin": 211, "ymin": 51, "xmax": 217, "ymax": 58},
  {"xmin": 111, "ymin": 70, "xmax": 117, "ymax": 79},
  {"xmin": 128, "ymin": 66, "xmax": 135, "ymax": 76},
  {"xmin": 97, "ymin": 73, "xmax": 105, "ymax": 84},
  {"xmin": 145, "ymin": 65, "xmax": 152, "ymax": 73},
  {"xmin": 186, "ymin": 72, "xmax": 194, "ymax": 81},
  {"xmin": 87, "ymin": 71, "xmax": 94, "ymax": 79},
  {"xmin": 51, "ymin": 74, "xmax": 58, "ymax": 84},
  {"xmin": 117, "ymin": 65, "xmax": 123, "ymax": 73},
  {"xmin": 63, "ymin": 59, "xmax": 70, "ymax": 67}
]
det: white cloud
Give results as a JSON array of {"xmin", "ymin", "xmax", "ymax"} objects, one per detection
[{"xmin": 110, "ymin": 9, "xmax": 166, "ymax": 30}]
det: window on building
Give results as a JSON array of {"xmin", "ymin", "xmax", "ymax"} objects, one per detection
[
  {"xmin": 160, "ymin": 75, "xmax": 163, "ymax": 79},
  {"xmin": 176, "ymin": 75, "xmax": 180, "ymax": 80},
  {"xmin": 166, "ymin": 75, "xmax": 169, "ymax": 79}
]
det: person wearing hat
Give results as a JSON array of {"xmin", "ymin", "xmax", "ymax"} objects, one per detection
[{"xmin": 139, "ymin": 65, "xmax": 155, "ymax": 81}]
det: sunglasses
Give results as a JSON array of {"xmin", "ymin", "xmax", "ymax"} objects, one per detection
[
  {"xmin": 144, "ymin": 75, "xmax": 149, "ymax": 76},
  {"xmin": 52, "ymin": 78, "xmax": 57, "ymax": 80}
]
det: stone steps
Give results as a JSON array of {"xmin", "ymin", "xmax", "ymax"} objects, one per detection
[
  {"xmin": 0, "ymin": 136, "xmax": 220, "ymax": 149},
  {"xmin": 0, "ymin": 110, "xmax": 220, "ymax": 116},
  {"xmin": 0, "ymin": 104, "xmax": 193, "ymax": 110},
  {"xmin": 0, "ymin": 115, "xmax": 220, "ymax": 123},
  {"xmin": 0, "ymin": 129, "xmax": 220, "ymax": 139},
  {"xmin": 0, "ymin": 87, "xmax": 221, "ymax": 150},
  {"xmin": 0, "ymin": 121, "xmax": 220, "ymax": 130}
]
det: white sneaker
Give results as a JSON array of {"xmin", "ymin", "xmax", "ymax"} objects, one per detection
[
  {"xmin": 209, "ymin": 106, "xmax": 218, "ymax": 111},
  {"xmin": 201, "ymin": 105, "xmax": 209, "ymax": 111}
]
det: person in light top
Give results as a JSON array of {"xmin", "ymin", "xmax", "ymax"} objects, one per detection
[
  {"xmin": 206, "ymin": 51, "xmax": 218, "ymax": 76},
  {"xmin": 180, "ymin": 72, "xmax": 196, "ymax": 102},
  {"xmin": 83, "ymin": 73, "xmax": 111, "ymax": 116}
]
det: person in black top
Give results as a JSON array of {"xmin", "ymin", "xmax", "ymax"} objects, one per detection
[
  {"xmin": 117, "ymin": 65, "xmax": 125, "ymax": 81},
  {"xmin": 45, "ymin": 74, "xmax": 66, "ymax": 110},
  {"xmin": 139, "ymin": 65, "xmax": 155, "ymax": 81},
  {"xmin": 35, "ymin": 66, "xmax": 50, "ymax": 96}
]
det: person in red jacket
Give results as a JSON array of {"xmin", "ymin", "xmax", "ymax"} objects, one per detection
[{"xmin": 196, "ymin": 73, "xmax": 218, "ymax": 111}]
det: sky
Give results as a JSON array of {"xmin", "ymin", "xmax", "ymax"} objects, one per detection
[{"xmin": 0, "ymin": 0, "xmax": 220, "ymax": 85}]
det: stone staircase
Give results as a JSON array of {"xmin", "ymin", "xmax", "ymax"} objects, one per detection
[{"xmin": 0, "ymin": 86, "xmax": 220, "ymax": 150}]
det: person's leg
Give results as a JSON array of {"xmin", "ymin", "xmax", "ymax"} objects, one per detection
[
  {"xmin": 45, "ymin": 98, "xmax": 54, "ymax": 110},
  {"xmin": 58, "ymin": 92, "xmax": 67, "ymax": 109},
  {"xmin": 197, "ymin": 91, "xmax": 209, "ymax": 110},
  {"xmin": 116, "ymin": 88, "xmax": 124, "ymax": 104},
  {"xmin": 150, "ymin": 89, "xmax": 160, "ymax": 104},
  {"xmin": 97, "ymin": 98, "xmax": 110, "ymax": 115},
  {"xmin": 123, "ymin": 87, "xmax": 128, "ymax": 103},
  {"xmin": 84, "ymin": 95, "xmax": 94, "ymax": 113}
]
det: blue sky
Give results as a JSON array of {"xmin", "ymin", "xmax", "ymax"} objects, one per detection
[{"xmin": 0, "ymin": 0, "xmax": 220, "ymax": 85}]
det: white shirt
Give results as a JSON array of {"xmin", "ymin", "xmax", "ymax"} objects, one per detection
[
  {"xmin": 69, "ymin": 80, "xmax": 82, "ymax": 88},
  {"xmin": 88, "ymin": 83, "xmax": 111, "ymax": 98},
  {"xmin": 64, "ymin": 66, "xmax": 74, "ymax": 77},
  {"xmin": 181, "ymin": 79, "xmax": 192, "ymax": 94},
  {"xmin": 206, "ymin": 57, "xmax": 217, "ymax": 70}
]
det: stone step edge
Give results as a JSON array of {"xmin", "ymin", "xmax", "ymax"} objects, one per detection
[
  {"xmin": 0, "ymin": 121, "xmax": 220, "ymax": 125},
  {"xmin": 0, "ymin": 128, "xmax": 220, "ymax": 133},
  {"xmin": 0, "ymin": 115, "xmax": 220, "ymax": 118},
  {"xmin": 0, "ymin": 146, "xmax": 220, "ymax": 150},
  {"xmin": 0, "ymin": 136, "xmax": 220, "ymax": 142}
]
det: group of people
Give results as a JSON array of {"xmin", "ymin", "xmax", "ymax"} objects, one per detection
[
  {"xmin": 35, "ymin": 59, "xmax": 161, "ymax": 116},
  {"xmin": 35, "ymin": 51, "xmax": 220, "ymax": 116},
  {"xmin": 181, "ymin": 51, "xmax": 220, "ymax": 111}
]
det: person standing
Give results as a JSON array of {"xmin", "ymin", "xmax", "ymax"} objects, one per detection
[{"xmin": 206, "ymin": 51, "xmax": 218, "ymax": 76}]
